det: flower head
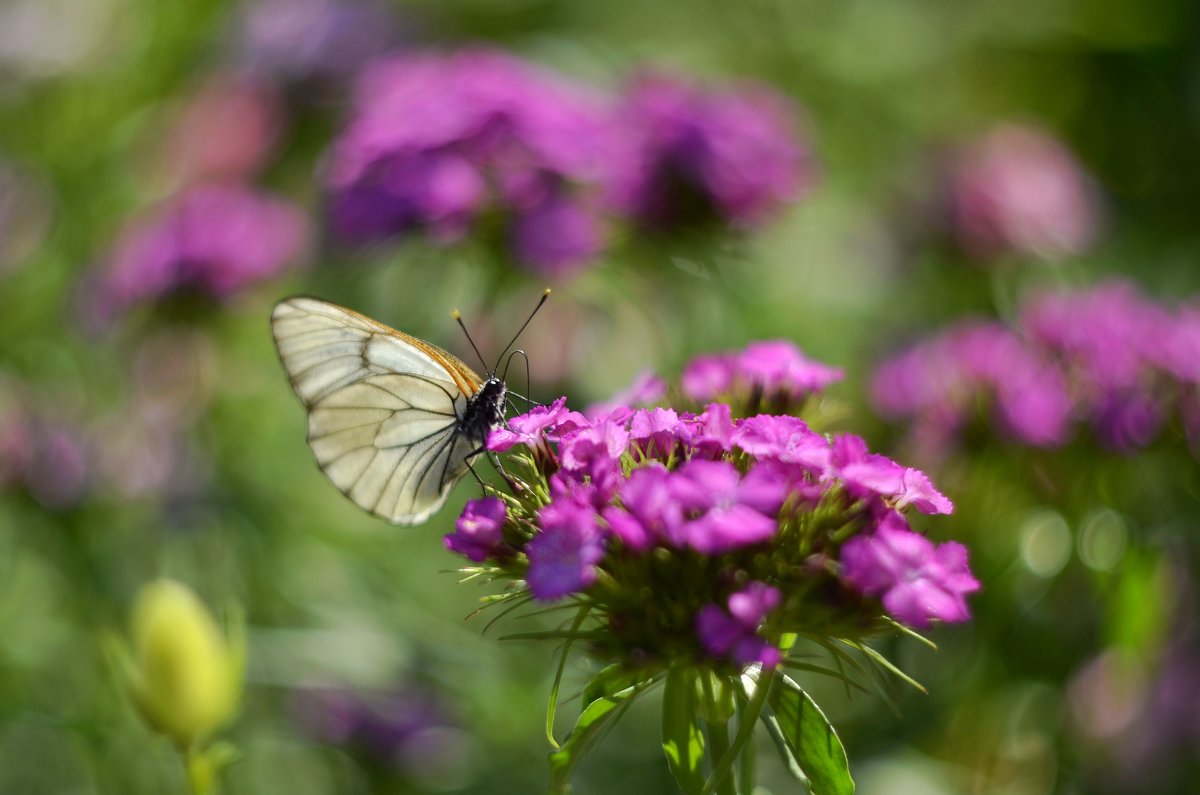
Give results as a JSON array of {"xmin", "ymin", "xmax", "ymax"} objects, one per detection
[
  {"xmin": 873, "ymin": 281, "xmax": 1200, "ymax": 458},
  {"xmin": 840, "ymin": 513, "xmax": 980, "ymax": 628},
  {"xmin": 611, "ymin": 75, "xmax": 811, "ymax": 228},
  {"xmin": 326, "ymin": 49, "xmax": 614, "ymax": 276},
  {"xmin": 949, "ymin": 124, "xmax": 1100, "ymax": 262},
  {"xmin": 94, "ymin": 184, "xmax": 306, "ymax": 322},
  {"xmin": 442, "ymin": 347, "xmax": 977, "ymax": 794}
]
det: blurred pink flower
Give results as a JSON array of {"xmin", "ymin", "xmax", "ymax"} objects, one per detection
[
  {"xmin": 159, "ymin": 73, "xmax": 284, "ymax": 188},
  {"xmin": 949, "ymin": 124, "xmax": 1100, "ymax": 262},
  {"xmin": 610, "ymin": 74, "xmax": 812, "ymax": 228},
  {"xmin": 94, "ymin": 183, "xmax": 307, "ymax": 321}
]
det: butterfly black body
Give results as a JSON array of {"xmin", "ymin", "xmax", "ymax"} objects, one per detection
[{"xmin": 460, "ymin": 377, "xmax": 509, "ymax": 447}]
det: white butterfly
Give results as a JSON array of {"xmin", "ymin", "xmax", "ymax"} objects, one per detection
[{"xmin": 271, "ymin": 297, "xmax": 515, "ymax": 525}]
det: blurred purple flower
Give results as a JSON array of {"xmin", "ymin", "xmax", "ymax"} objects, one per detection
[
  {"xmin": 527, "ymin": 499, "xmax": 606, "ymax": 600},
  {"xmin": 840, "ymin": 512, "xmax": 979, "ymax": 628},
  {"xmin": 682, "ymin": 354, "xmax": 735, "ymax": 402},
  {"xmin": 444, "ymin": 497, "xmax": 506, "ymax": 563},
  {"xmin": 737, "ymin": 340, "xmax": 843, "ymax": 398},
  {"xmin": 611, "ymin": 74, "xmax": 811, "ymax": 228},
  {"xmin": 94, "ymin": 184, "xmax": 306, "ymax": 321},
  {"xmin": 871, "ymin": 321, "xmax": 1073, "ymax": 452},
  {"xmin": 0, "ymin": 406, "xmax": 89, "ymax": 510},
  {"xmin": 1020, "ymin": 280, "xmax": 1171, "ymax": 396},
  {"xmin": 696, "ymin": 582, "xmax": 783, "ymax": 667},
  {"xmin": 1161, "ymin": 306, "xmax": 1200, "ymax": 386},
  {"xmin": 1092, "ymin": 392, "xmax": 1163, "ymax": 453},
  {"xmin": 236, "ymin": 0, "xmax": 395, "ymax": 84},
  {"xmin": 326, "ymin": 49, "xmax": 613, "ymax": 275},
  {"xmin": 949, "ymin": 124, "xmax": 1100, "ymax": 262},
  {"xmin": 510, "ymin": 191, "xmax": 603, "ymax": 278},
  {"xmin": 297, "ymin": 686, "xmax": 466, "ymax": 776}
]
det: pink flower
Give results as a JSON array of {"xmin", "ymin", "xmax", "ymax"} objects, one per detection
[
  {"xmin": 695, "ymin": 582, "xmax": 783, "ymax": 667},
  {"xmin": 949, "ymin": 124, "xmax": 1100, "ymax": 262},
  {"xmin": 527, "ymin": 499, "xmax": 606, "ymax": 600},
  {"xmin": 840, "ymin": 513, "xmax": 979, "ymax": 628},
  {"xmin": 486, "ymin": 396, "xmax": 586, "ymax": 452},
  {"xmin": 445, "ymin": 497, "xmax": 507, "ymax": 562}
]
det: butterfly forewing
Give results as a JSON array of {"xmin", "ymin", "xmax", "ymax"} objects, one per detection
[{"xmin": 271, "ymin": 297, "xmax": 490, "ymax": 525}]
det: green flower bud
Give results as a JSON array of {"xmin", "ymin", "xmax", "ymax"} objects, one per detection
[{"xmin": 111, "ymin": 580, "xmax": 244, "ymax": 749}]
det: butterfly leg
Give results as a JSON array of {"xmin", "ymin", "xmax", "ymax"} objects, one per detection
[{"xmin": 464, "ymin": 444, "xmax": 521, "ymax": 494}]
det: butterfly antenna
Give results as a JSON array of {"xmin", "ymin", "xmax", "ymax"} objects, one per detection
[
  {"xmin": 493, "ymin": 288, "xmax": 551, "ymax": 373},
  {"xmin": 452, "ymin": 309, "xmax": 490, "ymax": 374},
  {"xmin": 503, "ymin": 350, "xmax": 539, "ymax": 407}
]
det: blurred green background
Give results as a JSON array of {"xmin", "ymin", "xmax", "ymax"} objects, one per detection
[{"xmin": 1, "ymin": 0, "xmax": 1198, "ymax": 793}]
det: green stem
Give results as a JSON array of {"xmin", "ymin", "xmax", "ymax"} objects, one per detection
[
  {"xmin": 701, "ymin": 666, "xmax": 775, "ymax": 795},
  {"xmin": 738, "ymin": 709, "xmax": 756, "ymax": 795},
  {"xmin": 700, "ymin": 676, "xmax": 737, "ymax": 795},
  {"xmin": 184, "ymin": 745, "xmax": 214, "ymax": 795}
]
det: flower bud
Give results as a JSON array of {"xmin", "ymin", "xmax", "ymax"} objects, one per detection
[{"xmin": 114, "ymin": 579, "xmax": 244, "ymax": 748}]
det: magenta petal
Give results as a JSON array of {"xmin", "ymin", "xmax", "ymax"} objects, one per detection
[{"xmin": 684, "ymin": 505, "xmax": 777, "ymax": 554}]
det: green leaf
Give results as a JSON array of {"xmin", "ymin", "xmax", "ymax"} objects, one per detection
[
  {"xmin": 766, "ymin": 673, "xmax": 853, "ymax": 795},
  {"xmin": 547, "ymin": 680, "xmax": 640, "ymax": 795},
  {"xmin": 761, "ymin": 711, "xmax": 811, "ymax": 786},
  {"xmin": 582, "ymin": 664, "xmax": 646, "ymax": 708},
  {"xmin": 662, "ymin": 667, "xmax": 706, "ymax": 795},
  {"xmin": 545, "ymin": 605, "xmax": 591, "ymax": 749}
]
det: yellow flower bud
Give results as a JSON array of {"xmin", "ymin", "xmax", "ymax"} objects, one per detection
[{"xmin": 113, "ymin": 580, "xmax": 244, "ymax": 749}]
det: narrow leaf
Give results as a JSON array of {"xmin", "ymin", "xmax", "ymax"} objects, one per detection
[
  {"xmin": 844, "ymin": 640, "xmax": 927, "ymax": 694},
  {"xmin": 582, "ymin": 664, "xmax": 647, "ymax": 711},
  {"xmin": 767, "ymin": 673, "xmax": 854, "ymax": 795},
  {"xmin": 661, "ymin": 667, "xmax": 706, "ymax": 795},
  {"xmin": 547, "ymin": 683, "xmax": 639, "ymax": 795},
  {"xmin": 545, "ymin": 605, "xmax": 591, "ymax": 749}
]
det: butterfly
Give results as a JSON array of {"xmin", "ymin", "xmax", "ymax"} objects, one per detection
[{"xmin": 270, "ymin": 293, "xmax": 547, "ymax": 525}]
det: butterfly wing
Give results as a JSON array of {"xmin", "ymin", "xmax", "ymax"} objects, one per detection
[{"xmin": 271, "ymin": 297, "xmax": 486, "ymax": 525}]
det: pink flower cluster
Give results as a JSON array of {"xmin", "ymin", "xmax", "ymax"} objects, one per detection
[
  {"xmin": 93, "ymin": 184, "xmax": 307, "ymax": 322},
  {"xmin": 446, "ymin": 343, "xmax": 978, "ymax": 669},
  {"xmin": 326, "ymin": 49, "xmax": 812, "ymax": 277},
  {"xmin": 873, "ymin": 280, "xmax": 1200, "ymax": 456}
]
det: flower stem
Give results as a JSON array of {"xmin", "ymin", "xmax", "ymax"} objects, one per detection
[
  {"xmin": 700, "ymin": 676, "xmax": 737, "ymax": 795},
  {"xmin": 701, "ymin": 666, "xmax": 775, "ymax": 795},
  {"xmin": 184, "ymin": 745, "xmax": 216, "ymax": 795}
]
